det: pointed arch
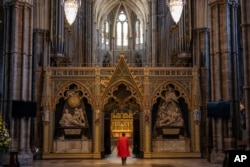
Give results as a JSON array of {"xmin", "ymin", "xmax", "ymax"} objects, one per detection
[
  {"xmin": 151, "ymin": 81, "xmax": 191, "ymax": 109},
  {"xmin": 51, "ymin": 81, "xmax": 94, "ymax": 111},
  {"xmin": 101, "ymin": 80, "xmax": 143, "ymax": 109},
  {"xmin": 94, "ymin": 0, "xmax": 149, "ymax": 34}
]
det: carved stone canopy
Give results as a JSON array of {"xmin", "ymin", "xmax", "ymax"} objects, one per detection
[{"xmin": 103, "ymin": 84, "xmax": 140, "ymax": 118}]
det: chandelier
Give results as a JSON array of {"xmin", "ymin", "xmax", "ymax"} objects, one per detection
[
  {"xmin": 62, "ymin": 0, "xmax": 81, "ymax": 25},
  {"xmin": 167, "ymin": 0, "xmax": 185, "ymax": 24}
]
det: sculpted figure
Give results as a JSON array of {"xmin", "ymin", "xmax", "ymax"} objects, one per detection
[
  {"xmin": 135, "ymin": 54, "xmax": 142, "ymax": 67},
  {"xmin": 59, "ymin": 108, "xmax": 86, "ymax": 127},
  {"xmin": 59, "ymin": 109, "xmax": 73, "ymax": 126},
  {"xmin": 103, "ymin": 54, "xmax": 110, "ymax": 67},
  {"xmin": 155, "ymin": 87, "xmax": 184, "ymax": 127},
  {"xmin": 72, "ymin": 108, "xmax": 85, "ymax": 126}
]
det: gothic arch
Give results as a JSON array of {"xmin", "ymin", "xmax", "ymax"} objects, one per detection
[
  {"xmin": 51, "ymin": 81, "xmax": 94, "ymax": 111},
  {"xmin": 151, "ymin": 81, "xmax": 191, "ymax": 109},
  {"xmin": 150, "ymin": 81, "xmax": 192, "ymax": 140},
  {"xmin": 100, "ymin": 80, "xmax": 143, "ymax": 110}
]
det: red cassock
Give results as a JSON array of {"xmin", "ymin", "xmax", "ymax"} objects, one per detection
[{"xmin": 117, "ymin": 136, "xmax": 130, "ymax": 157}]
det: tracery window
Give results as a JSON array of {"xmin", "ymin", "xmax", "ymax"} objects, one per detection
[{"xmin": 116, "ymin": 11, "xmax": 128, "ymax": 49}]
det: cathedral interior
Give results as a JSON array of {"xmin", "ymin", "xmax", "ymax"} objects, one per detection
[{"xmin": 0, "ymin": 0, "xmax": 250, "ymax": 166}]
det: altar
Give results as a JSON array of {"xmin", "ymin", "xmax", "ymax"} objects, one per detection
[{"xmin": 110, "ymin": 112, "xmax": 133, "ymax": 138}]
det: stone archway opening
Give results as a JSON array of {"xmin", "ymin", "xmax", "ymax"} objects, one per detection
[{"xmin": 103, "ymin": 83, "xmax": 141, "ymax": 157}]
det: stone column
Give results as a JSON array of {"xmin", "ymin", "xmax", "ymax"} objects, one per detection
[
  {"xmin": 32, "ymin": 0, "xmax": 51, "ymax": 150},
  {"xmin": 143, "ymin": 109, "xmax": 151, "ymax": 158},
  {"xmin": 43, "ymin": 121, "xmax": 50, "ymax": 154},
  {"xmin": 226, "ymin": 0, "xmax": 240, "ymax": 150},
  {"xmin": 208, "ymin": 0, "xmax": 242, "ymax": 162},
  {"xmin": 41, "ymin": 67, "xmax": 52, "ymax": 157},
  {"xmin": 93, "ymin": 67, "xmax": 101, "ymax": 158},
  {"xmin": 32, "ymin": 29, "xmax": 50, "ymax": 150},
  {"xmin": 193, "ymin": 28, "xmax": 210, "ymax": 157},
  {"xmin": 240, "ymin": 0, "xmax": 250, "ymax": 149},
  {"xmin": 3, "ymin": 0, "xmax": 33, "ymax": 165},
  {"xmin": 143, "ymin": 67, "xmax": 151, "ymax": 158},
  {"xmin": 192, "ymin": 68, "xmax": 201, "ymax": 153},
  {"xmin": 86, "ymin": 0, "xmax": 92, "ymax": 65},
  {"xmin": 92, "ymin": 21, "xmax": 97, "ymax": 65},
  {"xmin": 151, "ymin": 0, "xmax": 156, "ymax": 66},
  {"xmin": 209, "ymin": 0, "xmax": 226, "ymax": 157},
  {"xmin": 93, "ymin": 109, "xmax": 101, "ymax": 158},
  {"xmin": 208, "ymin": 0, "xmax": 238, "ymax": 163}
]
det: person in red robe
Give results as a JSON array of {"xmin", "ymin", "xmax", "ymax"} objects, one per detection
[{"xmin": 117, "ymin": 133, "xmax": 130, "ymax": 165}]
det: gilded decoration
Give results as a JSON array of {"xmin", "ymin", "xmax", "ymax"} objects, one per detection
[
  {"xmin": 151, "ymin": 83, "xmax": 191, "ymax": 153},
  {"xmin": 153, "ymin": 84, "xmax": 187, "ymax": 138},
  {"xmin": 51, "ymin": 82, "xmax": 93, "ymax": 111},
  {"xmin": 42, "ymin": 53, "xmax": 201, "ymax": 159},
  {"xmin": 151, "ymin": 82, "xmax": 191, "ymax": 106},
  {"xmin": 54, "ymin": 84, "xmax": 90, "ymax": 138},
  {"xmin": 110, "ymin": 112, "xmax": 133, "ymax": 138},
  {"xmin": 101, "ymin": 54, "xmax": 143, "ymax": 108},
  {"xmin": 103, "ymin": 84, "xmax": 141, "ymax": 116},
  {"xmin": 51, "ymin": 84, "xmax": 93, "ymax": 154},
  {"xmin": 67, "ymin": 95, "xmax": 81, "ymax": 108}
]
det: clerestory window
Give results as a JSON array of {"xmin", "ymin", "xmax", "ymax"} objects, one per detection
[
  {"xmin": 116, "ymin": 11, "xmax": 128, "ymax": 50},
  {"xmin": 101, "ymin": 20, "xmax": 110, "ymax": 50},
  {"xmin": 135, "ymin": 20, "xmax": 143, "ymax": 49}
]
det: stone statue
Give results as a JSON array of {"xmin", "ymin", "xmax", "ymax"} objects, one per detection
[
  {"xmin": 72, "ymin": 108, "xmax": 85, "ymax": 126},
  {"xmin": 103, "ymin": 53, "xmax": 110, "ymax": 67},
  {"xmin": 59, "ymin": 109, "xmax": 73, "ymax": 126},
  {"xmin": 135, "ymin": 54, "xmax": 142, "ymax": 67},
  {"xmin": 59, "ymin": 108, "xmax": 86, "ymax": 127},
  {"xmin": 155, "ymin": 87, "xmax": 184, "ymax": 128}
]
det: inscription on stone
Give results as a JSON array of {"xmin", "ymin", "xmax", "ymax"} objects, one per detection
[{"xmin": 64, "ymin": 129, "xmax": 81, "ymax": 135}]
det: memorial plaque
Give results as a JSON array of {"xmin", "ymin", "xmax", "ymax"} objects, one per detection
[
  {"xmin": 64, "ymin": 129, "xmax": 81, "ymax": 135},
  {"xmin": 163, "ymin": 128, "xmax": 180, "ymax": 135}
]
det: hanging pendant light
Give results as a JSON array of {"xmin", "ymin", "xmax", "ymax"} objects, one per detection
[
  {"xmin": 62, "ymin": 0, "xmax": 81, "ymax": 25},
  {"xmin": 167, "ymin": 0, "xmax": 185, "ymax": 24}
]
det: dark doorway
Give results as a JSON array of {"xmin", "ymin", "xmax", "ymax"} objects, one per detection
[
  {"xmin": 133, "ymin": 117, "xmax": 140, "ymax": 157},
  {"xmin": 102, "ymin": 84, "xmax": 141, "ymax": 157},
  {"xmin": 104, "ymin": 118, "xmax": 111, "ymax": 154}
]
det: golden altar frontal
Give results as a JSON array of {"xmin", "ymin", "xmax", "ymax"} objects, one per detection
[{"xmin": 111, "ymin": 112, "xmax": 133, "ymax": 138}]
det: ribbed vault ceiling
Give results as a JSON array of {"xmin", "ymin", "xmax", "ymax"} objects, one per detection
[{"xmin": 94, "ymin": 0, "xmax": 149, "ymax": 27}]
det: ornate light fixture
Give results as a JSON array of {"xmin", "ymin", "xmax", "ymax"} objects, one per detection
[
  {"xmin": 62, "ymin": 0, "xmax": 81, "ymax": 25},
  {"xmin": 167, "ymin": 0, "xmax": 186, "ymax": 24}
]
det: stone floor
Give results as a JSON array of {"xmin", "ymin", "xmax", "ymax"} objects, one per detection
[
  {"xmin": 32, "ymin": 158, "xmax": 222, "ymax": 167},
  {"xmin": 31, "ymin": 148, "xmax": 222, "ymax": 167}
]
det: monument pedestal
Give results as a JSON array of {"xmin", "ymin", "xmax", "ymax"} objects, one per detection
[
  {"xmin": 152, "ymin": 138, "xmax": 190, "ymax": 152},
  {"xmin": 53, "ymin": 139, "xmax": 92, "ymax": 153}
]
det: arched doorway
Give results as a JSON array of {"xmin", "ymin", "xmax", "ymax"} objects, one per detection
[{"xmin": 102, "ymin": 84, "xmax": 141, "ymax": 156}]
